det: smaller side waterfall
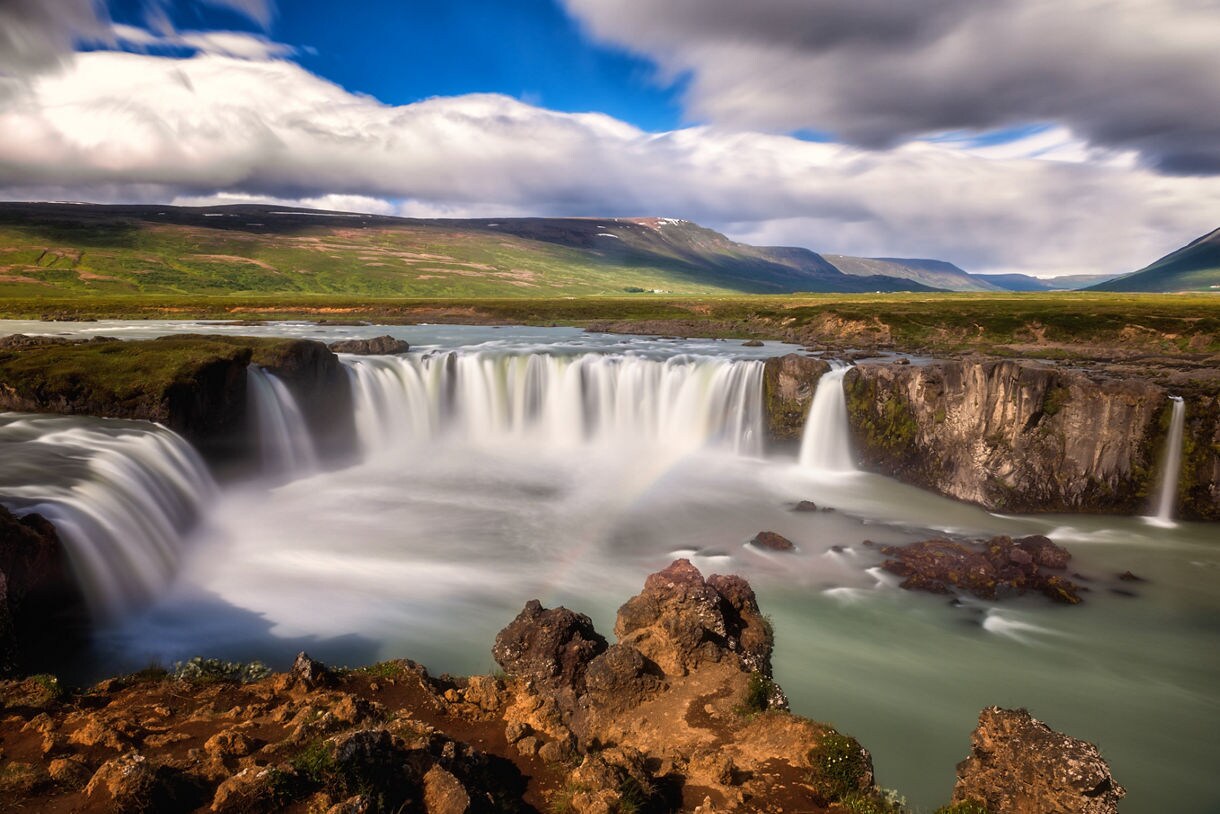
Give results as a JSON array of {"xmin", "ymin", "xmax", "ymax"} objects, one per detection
[
  {"xmin": 0, "ymin": 414, "xmax": 217, "ymax": 619},
  {"xmin": 798, "ymin": 365, "xmax": 856, "ymax": 472},
  {"xmin": 1153, "ymin": 396, "xmax": 1186, "ymax": 523},
  {"xmin": 247, "ymin": 366, "xmax": 318, "ymax": 476}
]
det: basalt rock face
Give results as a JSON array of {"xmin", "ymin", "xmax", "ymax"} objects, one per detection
[
  {"xmin": 248, "ymin": 337, "xmax": 355, "ymax": 462},
  {"xmin": 1178, "ymin": 389, "xmax": 1220, "ymax": 521},
  {"xmin": 953, "ymin": 707, "xmax": 1125, "ymax": 814},
  {"xmin": 0, "ymin": 506, "xmax": 87, "ymax": 676},
  {"xmin": 842, "ymin": 359, "xmax": 1172, "ymax": 515},
  {"xmin": 762, "ymin": 353, "xmax": 830, "ymax": 442}
]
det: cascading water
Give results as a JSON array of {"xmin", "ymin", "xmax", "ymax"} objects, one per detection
[
  {"xmin": 798, "ymin": 364, "xmax": 855, "ymax": 471},
  {"xmin": 341, "ymin": 351, "xmax": 764, "ymax": 456},
  {"xmin": 1153, "ymin": 396, "xmax": 1186, "ymax": 524},
  {"xmin": 247, "ymin": 366, "xmax": 318, "ymax": 476},
  {"xmin": 0, "ymin": 413, "xmax": 217, "ymax": 619}
]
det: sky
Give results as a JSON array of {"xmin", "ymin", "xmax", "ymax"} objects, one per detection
[{"xmin": 1, "ymin": 0, "xmax": 1219, "ymax": 277}]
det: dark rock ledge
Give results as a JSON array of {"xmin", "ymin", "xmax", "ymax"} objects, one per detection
[{"xmin": 0, "ymin": 559, "xmax": 1122, "ymax": 813}]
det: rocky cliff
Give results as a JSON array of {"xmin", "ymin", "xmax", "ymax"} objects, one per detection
[
  {"xmin": 0, "ymin": 560, "xmax": 1124, "ymax": 813},
  {"xmin": 0, "ymin": 334, "xmax": 354, "ymax": 469},
  {"xmin": 838, "ymin": 358, "xmax": 1217, "ymax": 517},
  {"xmin": 0, "ymin": 506, "xmax": 86, "ymax": 677},
  {"xmin": 761, "ymin": 353, "xmax": 830, "ymax": 442}
]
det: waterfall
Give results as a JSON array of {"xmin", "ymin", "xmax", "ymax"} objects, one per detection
[
  {"xmin": 798, "ymin": 365, "xmax": 855, "ymax": 472},
  {"xmin": 0, "ymin": 414, "xmax": 217, "ymax": 619},
  {"xmin": 1153, "ymin": 396, "xmax": 1186, "ymax": 523},
  {"xmin": 247, "ymin": 366, "xmax": 318, "ymax": 476},
  {"xmin": 341, "ymin": 351, "xmax": 764, "ymax": 456}
]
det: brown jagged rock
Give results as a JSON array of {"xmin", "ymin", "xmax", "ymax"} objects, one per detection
[
  {"xmin": 291, "ymin": 650, "xmax": 331, "ymax": 688},
  {"xmin": 583, "ymin": 643, "xmax": 663, "ymax": 713},
  {"xmin": 879, "ymin": 536, "xmax": 1082, "ymax": 604},
  {"xmin": 952, "ymin": 707, "xmax": 1125, "ymax": 814},
  {"xmin": 423, "ymin": 764, "xmax": 471, "ymax": 813},
  {"xmin": 329, "ymin": 336, "xmax": 411, "ymax": 355},
  {"xmin": 610, "ymin": 559, "xmax": 777, "ymax": 679},
  {"xmin": 85, "ymin": 752, "xmax": 185, "ymax": 813},
  {"xmin": 492, "ymin": 599, "xmax": 607, "ymax": 691}
]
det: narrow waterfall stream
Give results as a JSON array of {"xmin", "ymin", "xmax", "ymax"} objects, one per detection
[
  {"xmin": 798, "ymin": 365, "xmax": 855, "ymax": 472},
  {"xmin": 247, "ymin": 365, "xmax": 319, "ymax": 476},
  {"xmin": 1153, "ymin": 396, "xmax": 1186, "ymax": 524}
]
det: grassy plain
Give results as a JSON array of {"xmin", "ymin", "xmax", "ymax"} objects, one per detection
[{"xmin": 1, "ymin": 292, "xmax": 1217, "ymax": 359}]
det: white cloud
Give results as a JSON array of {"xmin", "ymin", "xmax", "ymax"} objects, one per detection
[
  {"xmin": 561, "ymin": 0, "xmax": 1220, "ymax": 174},
  {"xmin": 1, "ymin": 50, "xmax": 1219, "ymax": 276},
  {"xmin": 111, "ymin": 25, "xmax": 295, "ymax": 60}
]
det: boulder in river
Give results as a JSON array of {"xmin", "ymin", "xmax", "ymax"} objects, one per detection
[
  {"xmin": 750, "ymin": 530, "xmax": 796, "ymax": 551},
  {"xmin": 327, "ymin": 335, "xmax": 410, "ymax": 355},
  {"xmin": 878, "ymin": 535, "xmax": 1083, "ymax": 604}
]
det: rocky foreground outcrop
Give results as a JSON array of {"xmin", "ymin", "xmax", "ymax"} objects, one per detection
[
  {"xmin": 0, "ymin": 334, "xmax": 354, "ymax": 466},
  {"xmin": 953, "ymin": 707, "xmax": 1126, "ymax": 813},
  {"xmin": 839, "ymin": 357, "xmax": 1220, "ymax": 520},
  {"xmin": 0, "ymin": 560, "xmax": 1124, "ymax": 813}
]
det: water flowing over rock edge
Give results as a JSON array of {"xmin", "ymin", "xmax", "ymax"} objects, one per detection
[{"xmin": 0, "ymin": 560, "xmax": 1122, "ymax": 814}]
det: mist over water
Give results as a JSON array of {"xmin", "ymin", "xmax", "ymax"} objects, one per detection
[{"xmin": 0, "ymin": 321, "xmax": 1217, "ymax": 812}]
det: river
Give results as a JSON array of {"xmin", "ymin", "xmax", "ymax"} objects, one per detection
[{"xmin": 1, "ymin": 320, "xmax": 1216, "ymax": 812}]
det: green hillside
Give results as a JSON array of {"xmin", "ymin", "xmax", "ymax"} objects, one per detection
[
  {"xmin": 1091, "ymin": 228, "xmax": 1220, "ymax": 292},
  {"xmin": 825, "ymin": 254, "xmax": 995, "ymax": 292},
  {"xmin": 0, "ymin": 203, "xmax": 934, "ymax": 298}
]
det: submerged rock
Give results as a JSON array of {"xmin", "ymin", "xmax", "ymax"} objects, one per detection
[
  {"xmin": 328, "ymin": 336, "xmax": 410, "ymax": 355},
  {"xmin": 878, "ymin": 535, "xmax": 1082, "ymax": 604},
  {"xmin": 749, "ymin": 530, "xmax": 796, "ymax": 552},
  {"xmin": 952, "ymin": 707, "xmax": 1125, "ymax": 813}
]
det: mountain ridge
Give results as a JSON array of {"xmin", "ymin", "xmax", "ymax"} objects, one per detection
[
  {"xmin": 0, "ymin": 202, "xmax": 937, "ymax": 297},
  {"xmin": 1090, "ymin": 227, "xmax": 1220, "ymax": 292}
]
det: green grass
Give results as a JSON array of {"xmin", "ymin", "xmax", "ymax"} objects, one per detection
[{"xmin": 0, "ymin": 334, "xmax": 319, "ymax": 423}]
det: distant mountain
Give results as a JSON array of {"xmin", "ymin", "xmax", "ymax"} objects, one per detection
[
  {"xmin": 1043, "ymin": 273, "xmax": 1124, "ymax": 290},
  {"xmin": 971, "ymin": 273, "xmax": 1056, "ymax": 292},
  {"xmin": 825, "ymin": 255, "xmax": 994, "ymax": 292},
  {"xmin": 1090, "ymin": 228, "xmax": 1220, "ymax": 292},
  {"xmin": 968, "ymin": 272, "xmax": 1121, "ymax": 291},
  {"xmin": 0, "ymin": 203, "xmax": 935, "ymax": 297}
]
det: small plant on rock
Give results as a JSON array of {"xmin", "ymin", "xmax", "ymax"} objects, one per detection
[
  {"xmin": 809, "ymin": 732, "xmax": 871, "ymax": 801},
  {"xmin": 735, "ymin": 672, "xmax": 777, "ymax": 716},
  {"xmin": 934, "ymin": 801, "xmax": 989, "ymax": 814},
  {"xmin": 171, "ymin": 656, "xmax": 271, "ymax": 684}
]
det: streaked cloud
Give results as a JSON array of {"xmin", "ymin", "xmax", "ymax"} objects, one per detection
[
  {"xmin": 2, "ymin": 50, "xmax": 1218, "ymax": 276},
  {"xmin": 561, "ymin": 0, "xmax": 1220, "ymax": 174}
]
